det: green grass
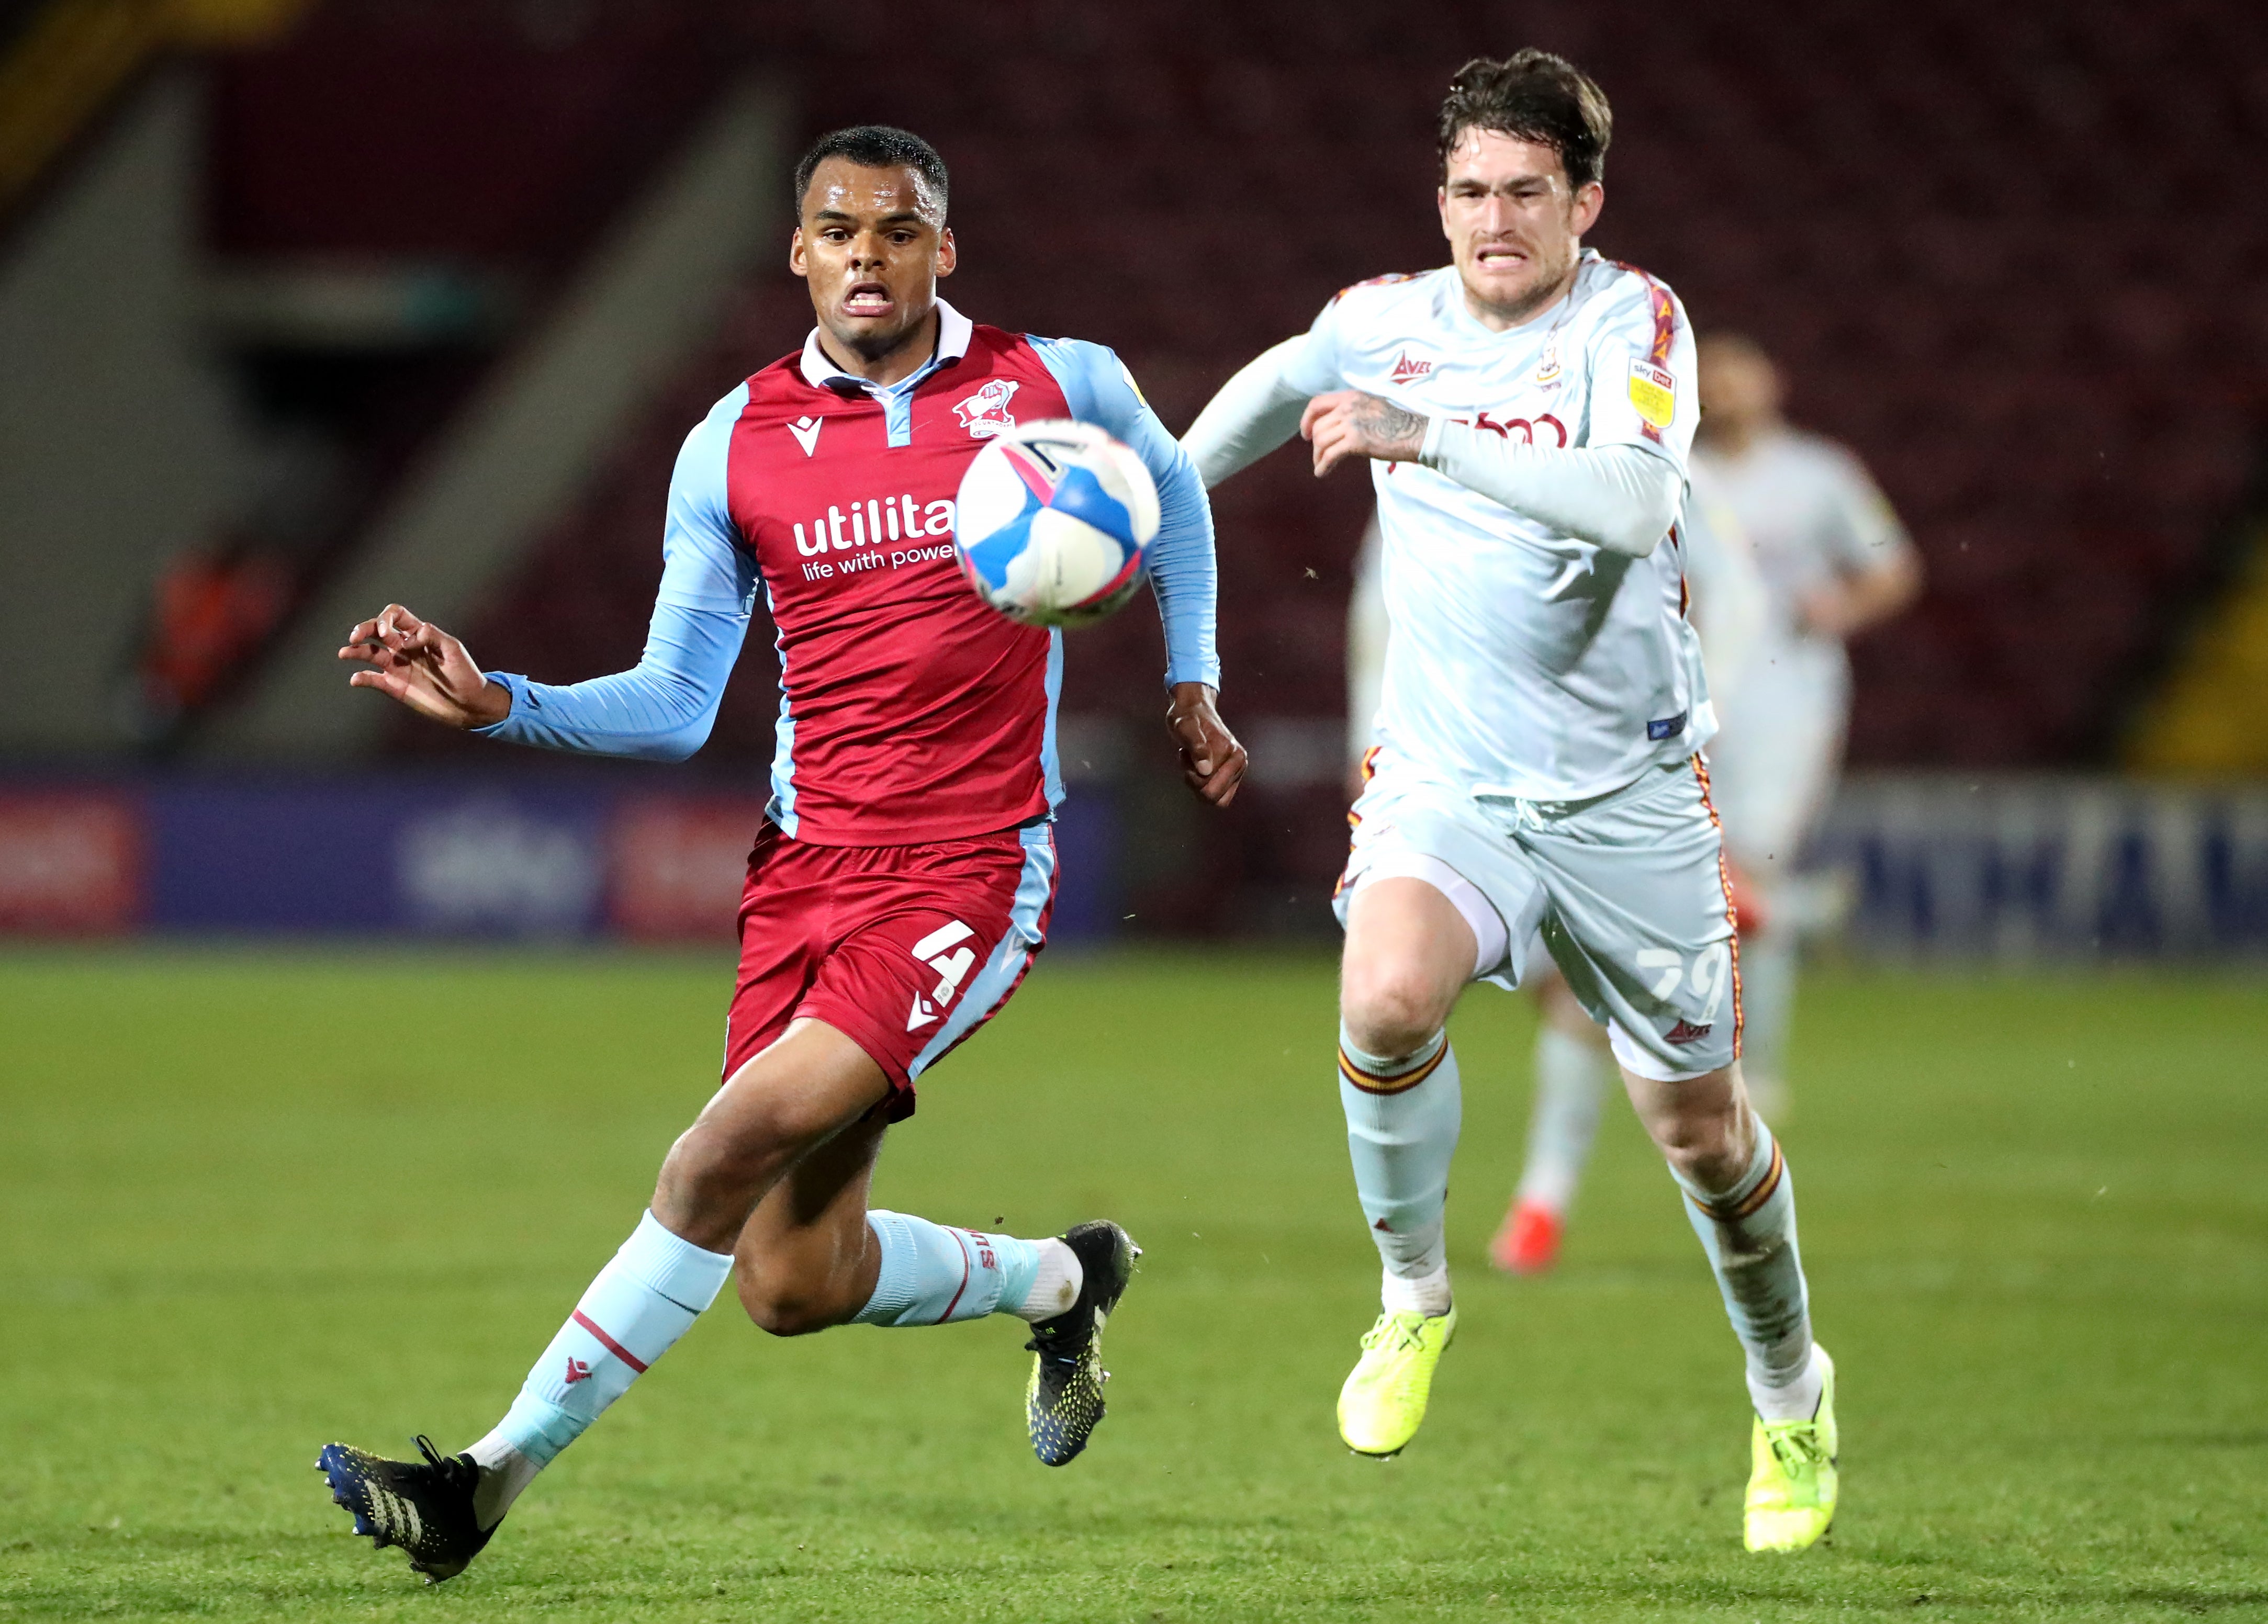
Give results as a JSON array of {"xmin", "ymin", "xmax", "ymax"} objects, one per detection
[{"xmin": 2, "ymin": 946, "xmax": 2264, "ymax": 1621}]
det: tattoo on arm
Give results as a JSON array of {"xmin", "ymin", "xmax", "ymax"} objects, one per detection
[{"xmin": 1351, "ymin": 396, "xmax": 1427, "ymax": 455}]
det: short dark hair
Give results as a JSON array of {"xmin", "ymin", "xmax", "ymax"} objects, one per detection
[
  {"xmin": 792, "ymin": 125, "xmax": 948, "ymax": 220},
  {"xmin": 1437, "ymin": 51, "xmax": 1612, "ymax": 190}
]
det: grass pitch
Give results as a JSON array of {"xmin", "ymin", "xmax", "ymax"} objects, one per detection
[{"xmin": 2, "ymin": 945, "xmax": 2263, "ymax": 1621}]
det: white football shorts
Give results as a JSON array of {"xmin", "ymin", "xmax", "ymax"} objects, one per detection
[{"xmin": 1335, "ymin": 753, "xmax": 1741, "ymax": 1081}]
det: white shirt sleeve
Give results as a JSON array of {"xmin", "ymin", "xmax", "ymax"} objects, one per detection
[
  {"xmin": 1180, "ymin": 297, "xmax": 1351, "ymax": 489},
  {"xmin": 1418, "ymin": 423, "xmax": 1683, "ymax": 557},
  {"xmin": 1581, "ymin": 278, "xmax": 1699, "ymax": 471}
]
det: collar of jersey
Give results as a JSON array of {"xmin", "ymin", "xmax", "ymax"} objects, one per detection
[
  {"xmin": 1444, "ymin": 249, "xmax": 1598, "ymax": 342},
  {"xmin": 798, "ymin": 299, "xmax": 973, "ymax": 398}
]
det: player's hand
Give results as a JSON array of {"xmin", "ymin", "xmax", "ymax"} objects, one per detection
[
  {"xmin": 1796, "ymin": 584, "xmax": 1856, "ymax": 640},
  {"xmin": 1167, "ymin": 682, "xmax": 1247, "ymax": 807},
  {"xmin": 1301, "ymin": 390, "xmax": 1429, "ymax": 478},
  {"xmin": 337, "ymin": 604, "xmax": 511, "ymax": 729}
]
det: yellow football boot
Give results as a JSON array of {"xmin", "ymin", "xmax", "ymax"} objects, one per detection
[
  {"xmin": 1336, "ymin": 1305, "xmax": 1457, "ymax": 1457},
  {"xmin": 1744, "ymin": 1345, "xmax": 1838, "ymax": 1552}
]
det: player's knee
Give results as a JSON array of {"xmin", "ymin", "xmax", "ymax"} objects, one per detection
[
  {"xmin": 1651, "ymin": 1105, "xmax": 1748, "ymax": 1194},
  {"xmin": 734, "ymin": 1261, "xmax": 839, "ymax": 1338},
  {"xmin": 1340, "ymin": 966, "xmax": 1446, "ymax": 1061},
  {"xmin": 653, "ymin": 1120, "xmax": 790, "ymax": 1243}
]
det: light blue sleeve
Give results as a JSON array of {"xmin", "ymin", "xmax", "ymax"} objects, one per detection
[
  {"xmin": 475, "ymin": 386, "xmax": 757, "ymax": 761},
  {"xmin": 1030, "ymin": 337, "xmax": 1221, "ymax": 690}
]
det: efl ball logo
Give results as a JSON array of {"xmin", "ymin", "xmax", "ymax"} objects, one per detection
[{"xmin": 952, "ymin": 419, "xmax": 1159, "ymax": 628}]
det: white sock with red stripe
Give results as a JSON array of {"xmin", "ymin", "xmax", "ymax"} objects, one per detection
[
  {"xmin": 852, "ymin": 1211, "xmax": 1072, "ymax": 1326},
  {"xmin": 465, "ymin": 1211, "xmax": 732, "ymax": 1527}
]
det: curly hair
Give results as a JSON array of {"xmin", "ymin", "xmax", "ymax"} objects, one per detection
[{"xmin": 1436, "ymin": 50, "xmax": 1612, "ymax": 190}]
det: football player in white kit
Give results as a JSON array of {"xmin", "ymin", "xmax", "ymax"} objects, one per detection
[
  {"xmin": 1691, "ymin": 333, "xmax": 1922, "ymax": 1119},
  {"xmin": 1184, "ymin": 51, "xmax": 1836, "ymax": 1551},
  {"xmin": 1349, "ymin": 480, "xmax": 1772, "ymax": 1282}
]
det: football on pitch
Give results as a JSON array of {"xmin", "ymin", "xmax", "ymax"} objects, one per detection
[{"xmin": 953, "ymin": 419, "xmax": 1159, "ymax": 627}]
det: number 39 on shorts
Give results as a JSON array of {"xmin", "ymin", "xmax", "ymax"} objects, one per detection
[{"xmin": 1635, "ymin": 944, "xmax": 1732, "ymax": 1023}]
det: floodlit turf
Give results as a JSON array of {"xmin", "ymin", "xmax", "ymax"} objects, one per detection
[{"xmin": 3, "ymin": 945, "xmax": 2264, "ymax": 1621}]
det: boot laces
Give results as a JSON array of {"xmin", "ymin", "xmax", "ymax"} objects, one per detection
[
  {"xmin": 1767, "ymin": 1423, "xmax": 1827, "ymax": 1477},
  {"xmin": 1362, "ymin": 1313, "xmax": 1428, "ymax": 1356}
]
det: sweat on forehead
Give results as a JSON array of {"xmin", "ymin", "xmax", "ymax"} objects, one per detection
[
  {"xmin": 802, "ymin": 161, "xmax": 945, "ymax": 223},
  {"xmin": 791, "ymin": 123, "xmax": 950, "ymax": 221}
]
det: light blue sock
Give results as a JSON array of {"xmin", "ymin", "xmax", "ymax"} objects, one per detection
[
  {"xmin": 490, "ymin": 1211, "xmax": 734, "ymax": 1468},
  {"xmin": 1737, "ymin": 930, "xmax": 1799, "ymax": 1107},
  {"xmin": 1338, "ymin": 1024, "xmax": 1460, "ymax": 1310},
  {"xmin": 1672, "ymin": 1119, "xmax": 1815, "ymax": 1406},
  {"xmin": 1515, "ymin": 1024, "xmax": 1613, "ymax": 1214},
  {"xmin": 852, "ymin": 1210, "xmax": 1042, "ymax": 1326}
]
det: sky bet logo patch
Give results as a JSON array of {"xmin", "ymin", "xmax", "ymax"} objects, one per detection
[
  {"xmin": 1647, "ymin": 712, "xmax": 1687, "ymax": 741},
  {"xmin": 1627, "ymin": 358, "xmax": 1677, "ymax": 430}
]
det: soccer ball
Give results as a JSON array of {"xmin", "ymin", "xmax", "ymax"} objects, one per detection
[{"xmin": 953, "ymin": 420, "xmax": 1159, "ymax": 627}]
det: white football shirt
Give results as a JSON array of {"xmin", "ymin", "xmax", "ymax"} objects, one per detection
[
  {"xmin": 1286, "ymin": 250, "xmax": 1709, "ymax": 802},
  {"xmin": 1692, "ymin": 427, "xmax": 1913, "ymax": 709}
]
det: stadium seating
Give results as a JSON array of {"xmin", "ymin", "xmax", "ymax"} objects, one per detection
[{"xmin": 360, "ymin": 0, "xmax": 2266, "ymax": 927}]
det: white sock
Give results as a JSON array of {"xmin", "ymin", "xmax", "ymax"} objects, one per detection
[
  {"xmin": 1750, "ymin": 1342, "xmax": 1828, "ymax": 1423},
  {"xmin": 1515, "ymin": 1024, "xmax": 1613, "ymax": 1214},
  {"xmin": 1673, "ymin": 1121, "xmax": 1815, "ymax": 1411},
  {"xmin": 1338, "ymin": 1025, "xmax": 1461, "ymax": 1288},
  {"xmin": 465, "ymin": 1435, "xmax": 542, "ymax": 1529},
  {"xmin": 1380, "ymin": 1262, "xmax": 1452, "ymax": 1317},
  {"xmin": 1738, "ymin": 929, "xmax": 1799, "ymax": 1110},
  {"xmin": 1006, "ymin": 1238, "xmax": 1082, "ymax": 1323}
]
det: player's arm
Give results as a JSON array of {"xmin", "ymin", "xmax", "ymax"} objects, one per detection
[
  {"xmin": 1181, "ymin": 337, "xmax": 1319, "ymax": 489},
  {"xmin": 1180, "ymin": 292, "xmax": 1354, "ymax": 490},
  {"xmin": 1305, "ymin": 391, "xmax": 1681, "ymax": 557},
  {"xmin": 1305, "ymin": 280, "xmax": 1694, "ymax": 558},
  {"xmin": 1035, "ymin": 337, "xmax": 1248, "ymax": 806},
  {"xmin": 1800, "ymin": 454, "xmax": 1923, "ymax": 639},
  {"xmin": 338, "ymin": 409, "xmax": 755, "ymax": 761}
]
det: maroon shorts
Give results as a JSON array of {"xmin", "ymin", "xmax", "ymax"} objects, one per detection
[{"xmin": 723, "ymin": 820, "xmax": 1059, "ymax": 1120}]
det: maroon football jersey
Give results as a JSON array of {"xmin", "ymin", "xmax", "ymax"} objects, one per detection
[{"xmin": 718, "ymin": 319, "xmax": 1071, "ymax": 845}]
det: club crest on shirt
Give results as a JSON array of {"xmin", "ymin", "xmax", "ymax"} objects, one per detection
[
  {"xmin": 953, "ymin": 378, "xmax": 1020, "ymax": 438},
  {"xmin": 1534, "ymin": 334, "xmax": 1563, "ymax": 386}
]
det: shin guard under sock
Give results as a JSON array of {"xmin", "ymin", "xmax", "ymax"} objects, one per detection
[
  {"xmin": 470, "ymin": 1210, "xmax": 733, "ymax": 1524},
  {"xmin": 1339, "ymin": 1025, "xmax": 1460, "ymax": 1313},
  {"xmin": 1672, "ymin": 1120, "xmax": 1818, "ymax": 1420}
]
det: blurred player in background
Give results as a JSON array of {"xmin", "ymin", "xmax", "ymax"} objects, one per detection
[
  {"xmin": 316, "ymin": 125, "xmax": 1245, "ymax": 1584},
  {"xmin": 1688, "ymin": 334, "xmax": 1921, "ymax": 1119},
  {"xmin": 1187, "ymin": 52, "xmax": 1836, "ymax": 1551}
]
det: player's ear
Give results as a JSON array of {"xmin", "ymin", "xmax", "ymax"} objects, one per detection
[
  {"xmin": 789, "ymin": 225, "xmax": 809, "ymax": 278},
  {"xmin": 1436, "ymin": 186, "xmax": 1451, "ymax": 241},
  {"xmin": 934, "ymin": 225, "xmax": 956, "ymax": 279},
  {"xmin": 1570, "ymin": 181, "xmax": 1604, "ymax": 238}
]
